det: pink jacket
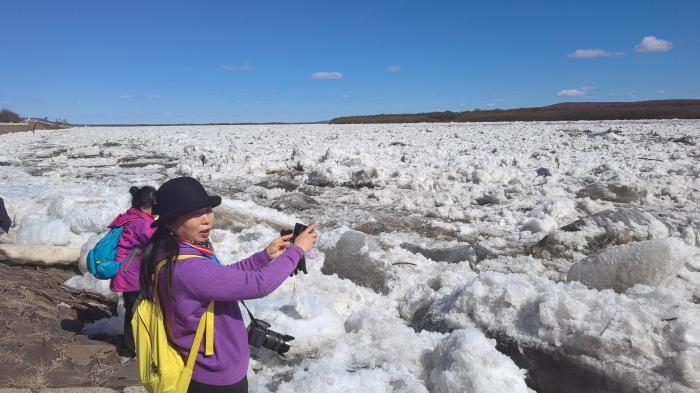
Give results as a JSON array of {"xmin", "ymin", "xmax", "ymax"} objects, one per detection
[{"xmin": 109, "ymin": 208, "xmax": 156, "ymax": 293}]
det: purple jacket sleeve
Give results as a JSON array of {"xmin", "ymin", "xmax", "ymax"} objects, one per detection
[
  {"xmin": 228, "ymin": 250, "xmax": 273, "ymax": 271},
  {"xmin": 133, "ymin": 219, "xmax": 156, "ymax": 244},
  {"xmin": 176, "ymin": 245, "xmax": 304, "ymax": 301}
]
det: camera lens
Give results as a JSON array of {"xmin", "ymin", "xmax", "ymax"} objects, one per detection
[
  {"xmin": 262, "ymin": 330, "xmax": 291, "ymax": 355},
  {"xmin": 248, "ymin": 319, "xmax": 294, "ymax": 356}
]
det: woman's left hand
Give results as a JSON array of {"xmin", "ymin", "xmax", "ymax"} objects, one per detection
[{"xmin": 266, "ymin": 234, "xmax": 293, "ymax": 259}]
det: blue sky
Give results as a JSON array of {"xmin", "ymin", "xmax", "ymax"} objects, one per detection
[{"xmin": 1, "ymin": 0, "xmax": 698, "ymax": 124}]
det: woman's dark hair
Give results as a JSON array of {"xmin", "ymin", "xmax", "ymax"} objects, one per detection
[
  {"xmin": 129, "ymin": 186, "xmax": 156, "ymax": 210},
  {"xmin": 140, "ymin": 225, "xmax": 180, "ymax": 301}
]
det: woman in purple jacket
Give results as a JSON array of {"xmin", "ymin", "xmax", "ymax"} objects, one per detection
[
  {"xmin": 139, "ymin": 177, "xmax": 317, "ymax": 393},
  {"xmin": 109, "ymin": 186, "xmax": 157, "ymax": 358}
]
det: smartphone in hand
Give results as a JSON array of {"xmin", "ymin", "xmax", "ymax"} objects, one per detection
[
  {"xmin": 292, "ymin": 223, "xmax": 308, "ymax": 239},
  {"xmin": 280, "ymin": 223, "xmax": 308, "ymax": 275}
]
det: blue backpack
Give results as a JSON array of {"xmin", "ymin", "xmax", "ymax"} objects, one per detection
[{"xmin": 87, "ymin": 225, "xmax": 128, "ymax": 280}]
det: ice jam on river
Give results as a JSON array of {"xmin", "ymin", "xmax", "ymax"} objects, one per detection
[{"xmin": 0, "ymin": 120, "xmax": 698, "ymax": 392}]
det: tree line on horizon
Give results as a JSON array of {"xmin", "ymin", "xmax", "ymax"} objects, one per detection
[
  {"xmin": 329, "ymin": 99, "xmax": 700, "ymax": 124},
  {"xmin": 0, "ymin": 108, "xmax": 69, "ymax": 125},
  {"xmin": 0, "ymin": 109, "xmax": 21, "ymax": 123}
]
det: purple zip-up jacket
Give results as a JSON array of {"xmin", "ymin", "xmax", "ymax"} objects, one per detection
[
  {"xmin": 158, "ymin": 242, "xmax": 303, "ymax": 386},
  {"xmin": 109, "ymin": 208, "xmax": 156, "ymax": 293}
]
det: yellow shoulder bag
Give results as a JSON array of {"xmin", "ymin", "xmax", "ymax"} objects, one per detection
[{"xmin": 132, "ymin": 255, "xmax": 215, "ymax": 393}]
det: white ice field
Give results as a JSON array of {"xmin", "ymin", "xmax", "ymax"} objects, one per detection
[{"xmin": 0, "ymin": 120, "xmax": 699, "ymax": 392}]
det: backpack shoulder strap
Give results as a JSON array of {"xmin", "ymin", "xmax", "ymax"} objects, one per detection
[
  {"xmin": 154, "ymin": 254, "xmax": 202, "ymax": 287},
  {"xmin": 107, "ymin": 219, "xmax": 133, "ymax": 234},
  {"xmin": 187, "ymin": 301, "xmax": 215, "ymax": 370},
  {"xmin": 119, "ymin": 248, "xmax": 139, "ymax": 272},
  {"xmin": 118, "ymin": 218, "xmax": 135, "ymax": 228},
  {"xmin": 154, "ymin": 254, "xmax": 215, "ymax": 361}
]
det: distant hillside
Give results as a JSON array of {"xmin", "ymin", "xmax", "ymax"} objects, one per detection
[{"xmin": 329, "ymin": 99, "xmax": 700, "ymax": 124}]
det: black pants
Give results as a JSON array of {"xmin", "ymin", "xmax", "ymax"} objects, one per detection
[
  {"xmin": 188, "ymin": 377, "xmax": 248, "ymax": 393},
  {"xmin": 122, "ymin": 291, "xmax": 139, "ymax": 356}
]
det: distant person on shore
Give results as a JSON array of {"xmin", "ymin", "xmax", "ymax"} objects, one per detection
[
  {"xmin": 109, "ymin": 186, "xmax": 157, "ymax": 358},
  {"xmin": 0, "ymin": 197, "xmax": 11, "ymax": 239},
  {"xmin": 138, "ymin": 177, "xmax": 317, "ymax": 393}
]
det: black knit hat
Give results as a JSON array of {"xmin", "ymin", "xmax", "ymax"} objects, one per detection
[{"xmin": 150, "ymin": 177, "xmax": 221, "ymax": 228}]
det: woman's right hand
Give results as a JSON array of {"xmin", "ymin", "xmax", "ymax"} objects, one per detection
[{"xmin": 293, "ymin": 224, "xmax": 318, "ymax": 252}]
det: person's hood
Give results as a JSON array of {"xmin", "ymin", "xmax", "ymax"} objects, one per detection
[{"xmin": 109, "ymin": 207, "xmax": 153, "ymax": 228}]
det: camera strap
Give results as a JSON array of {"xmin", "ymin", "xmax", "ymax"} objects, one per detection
[{"xmin": 239, "ymin": 301, "xmax": 257, "ymax": 323}]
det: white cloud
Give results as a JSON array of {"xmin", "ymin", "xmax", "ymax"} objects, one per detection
[
  {"xmin": 145, "ymin": 94, "xmax": 161, "ymax": 99},
  {"xmin": 387, "ymin": 65, "xmax": 402, "ymax": 72},
  {"xmin": 486, "ymin": 98, "xmax": 504, "ymax": 107},
  {"xmin": 656, "ymin": 89, "xmax": 667, "ymax": 95},
  {"xmin": 558, "ymin": 89, "xmax": 586, "ymax": 97},
  {"xmin": 119, "ymin": 95, "xmax": 133, "ymax": 100},
  {"xmin": 557, "ymin": 86, "xmax": 596, "ymax": 97},
  {"xmin": 221, "ymin": 64, "xmax": 254, "ymax": 72},
  {"xmin": 311, "ymin": 71, "xmax": 343, "ymax": 80},
  {"xmin": 568, "ymin": 49, "xmax": 624, "ymax": 58},
  {"xmin": 634, "ymin": 36, "xmax": 672, "ymax": 53},
  {"xmin": 339, "ymin": 94, "xmax": 350, "ymax": 100}
]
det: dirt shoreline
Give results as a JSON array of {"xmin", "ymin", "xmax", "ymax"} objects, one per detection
[
  {"xmin": 0, "ymin": 123, "xmax": 68, "ymax": 135},
  {"xmin": 0, "ymin": 262, "xmax": 139, "ymax": 391}
]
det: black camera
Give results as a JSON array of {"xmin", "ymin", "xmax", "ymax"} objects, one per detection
[
  {"xmin": 247, "ymin": 318, "xmax": 295, "ymax": 356},
  {"xmin": 281, "ymin": 222, "xmax": 308, "ymax": 276}
]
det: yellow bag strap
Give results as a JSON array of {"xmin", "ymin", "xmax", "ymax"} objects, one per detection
[
  {"xmin": 154, "ymin": 254, "xmax": 201, "ymax": 286},
  {"xmin": 186, "ymin": 300, "xmax": 214, "ymax": 370},
  {"xmin": 154, "ymin": 254, "xmax": 216, "ymax": 364},
  {"xmin": 205, "ymin": 302, "xmax": 214, "ymax": 355}
]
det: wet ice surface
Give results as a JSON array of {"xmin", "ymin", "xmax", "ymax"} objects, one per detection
[{"xmin": 1, "ymin": 120, "xmax": 699, "ymax": 392}]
